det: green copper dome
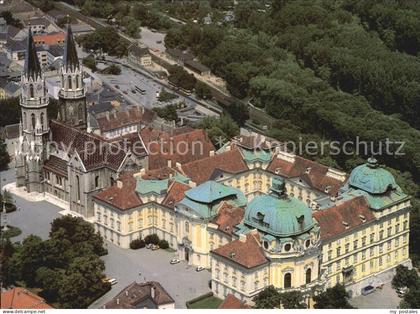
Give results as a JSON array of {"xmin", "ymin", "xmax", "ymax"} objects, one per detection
[
  {"xmin": 244, "ymin": 193, "xmax": 314, "ymax": 237},
  {"xmin": 348, "ymin": 158, "xmax": 397, "ymax": 195}
]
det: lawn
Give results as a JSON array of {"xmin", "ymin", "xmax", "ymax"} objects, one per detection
[{"xmin": 187, "ymin": 295, "xmax": 223, "ymax": 309}]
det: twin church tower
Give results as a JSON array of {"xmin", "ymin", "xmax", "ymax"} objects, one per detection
[{"xmin": 16, "ymin": 25, "xmax": 87, "ymax": 192}]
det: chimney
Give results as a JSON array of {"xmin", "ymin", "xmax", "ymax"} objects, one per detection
[
  {"xmin": 167, "ymin": 159, "xmax": 172, "ymax": 167},
  {"xmin": 116, "ymin": 298, "xmax": 120, "ymax": 305},
  {"xmin": 209, "ymin": 150, "xmax": 214, "ymax": 156},
  {"xmin": 117, "ymin": 180, "xmax": 123, "ymax": 189},
  {"xmin": 125, "ymin": 290, "xmax": 129, "ymax": 296},
  {"xmin": 239, "ymin": 234, "xmax": 247, "ymax": 243},
  {"xmin": 106, "ymin": 111, "xmax": 110, "ymax": 121}
]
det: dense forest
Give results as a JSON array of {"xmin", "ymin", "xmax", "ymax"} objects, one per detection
[{"xmin": 163, "ymin": 0, "xmax": 420, "ymax": 264}]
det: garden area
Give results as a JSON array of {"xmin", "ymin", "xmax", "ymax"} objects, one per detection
[
  {"xmin": 129, "ymin": 233, "xmax": 169, "ymax": 251},
  {"xmin": 186, "ymin": 292, "xmax": 222, "ymax": 309}
]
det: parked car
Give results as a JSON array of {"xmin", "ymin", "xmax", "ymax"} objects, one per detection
[
  {"xmin": 170, "ymin": 259, "xmax": 180, "ymax": 265},
  {"xmin": 146, "ymin": 244, "xmax": 153, "ymax": 249},
  {"xmin": 396, "ymin": 287, "xmax": 408, "ymax": 297},
  {"xmin": 102, "ymin": 277, "xmax": 118, "ymax": 285},
  {"xmin": 196, "ymin": 266, "xmax": 205, "ymax": 272},
  {"xmin": 361, "ymin": 285, "xmax": 375, "ymax": 295},
  {"xmin": 151, "ymin": 245, "xmax": 160, "ymax": 250}
]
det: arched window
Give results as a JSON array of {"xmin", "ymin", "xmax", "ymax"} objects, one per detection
[
  {"xmin": 95, "ymin": 176, "xmax": 99, "ymax": 188},
  {"xmin": 284, "ymin": 273, "xmax": 292, "ymax": 289},
  {"xmin": 40, "ymin": 113, "xmax": 44, "ymax": 129},
  {"xmin": 78, "ymin": 104, "xmax": 84, "ymax": 119},
  {"xmin": 23, "ymin": 112, "xmax": 27, "ymax": 127},
  {"xmin": 31, "ymin": 113, "xmax": 36, "ymax": 130},
  {"xmin": 62, "ymin": 74, "xmax": 64, "ymax": 86},
  {"xmin": 76, "ymin": 175, "xmax": 81, "ymax": 201},
  {"xmin": 306, "ymin": 268, "xmax": 311, "ymax": 284},
  {"xmin": 68, "ymin": 76, "xmax": 72, "ymax": 89},
  {"xmin": 185, "ymin": 221, "xmax": 189, "ymax": 233},
  {"xmin": 75, "ymin": 74, "xmax": 79, "ymax": 89},
  {"xmin": 29, "ymin": 84, "xmax": 34, "ymax": 98}
]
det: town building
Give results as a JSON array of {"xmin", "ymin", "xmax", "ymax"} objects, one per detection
[
  {"xmin": 128, "ymin": 44, "xmax": 152, "ymax": 67},
  {"xmin": 104, "ymin": 281, "xmax": 175, "ymax": 309},
  {"xmin": 33, "ymin": 32, "xmax": 66, "ymax": 46},
  {"xmin": 184, "ymin": 59, "xmax": 211, "ymax": 77},
  {"xmin": 1, "ymin": 287, "xmax": 53, "ymax": 309}
]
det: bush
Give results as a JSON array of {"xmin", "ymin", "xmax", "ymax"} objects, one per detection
[
  {"xmin": 144, "ymin": 234, "xmax": 159, "ymax": 245},
  {"xmin": 129, "ymin": 238, "xmax": 145, "ymax": 250},
  {"xmin": 158, "ymin": 239, "xmax": 169, "ymax": 249},
  {"xmin": 101, "ymin": 64, "xmax": 121, "ymax": 75}
]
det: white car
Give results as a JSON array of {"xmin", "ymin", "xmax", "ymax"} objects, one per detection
[
  {"xmin": 107, "ymin": 278, "xmax": 118, "ymax": 285},
  {"xmin": 170, "ymin": 259, "xmax": 180, "ymax": 265},
  {"xmin": 196, "ymin": 266, "xmax": 205, "ymax": 272}
]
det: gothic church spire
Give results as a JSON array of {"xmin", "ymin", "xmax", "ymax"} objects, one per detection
[
  {"xmin": 24, "ymin": 28, "xmax": 42, "ymax": 80},
  {"xmin": 63, "ymin": 24, "xmax": 79, "ymax": 71}
]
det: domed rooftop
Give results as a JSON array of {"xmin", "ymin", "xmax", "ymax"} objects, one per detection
[
  {"xmin": 244, "ymin": 182, "xmax": 314, "ymax": 237},
  {"xmin": 348, "ymin": 158, "xmax": 398, "ymax": 195}
]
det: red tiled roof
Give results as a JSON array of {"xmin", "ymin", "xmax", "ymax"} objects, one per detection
[
  {"xmin": 109, "ymin": 132, "xmax": 147, "ymax": 157},
  {"xmin": 162, "ymin": 180, "xmax": 190, "ymax": 208},
  {"xmin": 212, "ymin": 232, "xmax": 268, "ymax": 269},
  {"xmin": 94, "ymin": 172, "xmax": 142, "ymax": 210},
  {"xmin": 96, "ymin": 107, "xmax": 156, "ymax": 132},
  {"xmin": 219, "ymin": 294, "xmax": 251, "ymax": 309},
  {"xmin": 267, "ymin": 154, "xmax": 345, "ymax": 195},
  {"xmin": 33, "ymin": 32, "xmax": 65, "ymax": 45},
  {"xmin": 104, "ymin": 281, "xmax": 174, "ymax": 309},
  {"xmin": 141, "ymin": 167, "xmax": 176, "ymax": 180},
  {"xmin": 181, "ymin": 148, "xmax": 248, "ymax": 184},
  {"xmin": 211, "ymin": 202, "xmax": 244, "ymax": 235},
  {"xmin": 313, "ymin": 196, "xmax": 375, "ymax": 241},
  {"xmin": 141, "ymin": 127, "xmax": 215, "ymax": 170},
  {"xmin": 50, "ymin": 120, "xmax": 127, "ymax": 171},
  {"xmin": 43, "ymin": 155, "xmax": 68, "ymax": 178},
  {"xmin": 1, "ymin": 288, "xmax": 53, "ymax": 309}
]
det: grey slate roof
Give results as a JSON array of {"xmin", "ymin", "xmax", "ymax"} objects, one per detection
[
  {"xmin": 63, "ymin": 24, "xmax": 79, "ymax": 71},
  {"xmin": 4, "ymin": 81, "xmax": 20, "ymax": 95},
  {"xmin": 24, "ymin": 29, "xmax": 42, "ymax": 80}
]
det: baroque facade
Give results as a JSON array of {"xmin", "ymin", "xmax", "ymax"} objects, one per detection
[{"xmin": 92, "ymin": 135, "xmax": 411, "ymax": 306}]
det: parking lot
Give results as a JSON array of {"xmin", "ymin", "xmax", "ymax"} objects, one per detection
[
  {"xmin": 91, "ymin": 244, "xmax": 211, "ymax": 309},
  {"xmin": 349, "ymin": 282, "xmax": 401, "ymax": 309}
]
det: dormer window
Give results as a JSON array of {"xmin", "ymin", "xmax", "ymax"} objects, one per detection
[
  {"xmin": 325, "ymin": 186, "xmax": 331, "ymax": 193},
  {"xmin": 342, "ymin": 221, "xmax": 349, "ymax": 229},
  {"xmin": 297, "ymin": 215, "xmax": 304, "ymax": 224},
  {"xmin": 359, "ymin": 214, "xmax": 366, "ymax": 223},
  {"xmin": 305, "ymin": 167, "xmax": 311, "ymax": 174},
  {"xmin": 275, "ymin": 168, "xmax": 281, "ymax": 174}
]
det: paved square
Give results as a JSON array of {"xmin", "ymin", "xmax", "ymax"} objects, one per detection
[
  {"xmin": 349, "ymin": 283, "xmax": 401, "ymax": 309},
  {"xmin": 2, "ymin": 169, "xmax": 211, "ymax": 309}
]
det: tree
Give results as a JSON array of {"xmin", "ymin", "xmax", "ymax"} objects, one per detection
[
  {"xmin": 158, "ymin": 239, "xmax": 169, "ymax": 249},
  {"xmin": 0, "ymin": 97, "xmax": 20, "ymax": 127},
  {"xmin": 195, "ymin": 81, "xmax": 212, "ymax": 99},
  {"xmin": 154, "ymin": 104, "xmax": 179, "ymax": 123},
  {"xmin": 253, "ymin": 285, "xmax": 281, "ymax": 308},
  {"xmin": 392, "ymin": 265, "xmax": 419, "ymax": 289},
  {"xmin": 279, "ymin": 291, "xmax": 306, "ymax": 309},
  {"xmin": 82, "ymin": 55, "xmax": 97, "ymax": 71},
  {"xmin": 130, "ymin": 238, "xmax": 145, "ymax": 249},
  {"xmin": 0, "ymin": 11, "xmax": 23, "ymax": 28},
  {"xmin": 101, "ymin": 64, "xmax": 121, "ymax": 75},
  {"xmin": 35, "ymin": 267, "xmax": 63, "ymax": 301},
  {"xmin": 197, "ymin": 115, "xmax": 239, "ymax": 147},
  {"xmin": 144, "ymin": 234, "xmax": 159, "ymax": 245},
  {"xmin": 313, "ymin": 284, "xmax": 354, "ymax": 309},
  {"xmin": 0, "ymin": 139, "xmax": 10, "ymax": 171},
  {"xmin": 168, "ymin": 65, "xmax": 197, "ymax": 91}
]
